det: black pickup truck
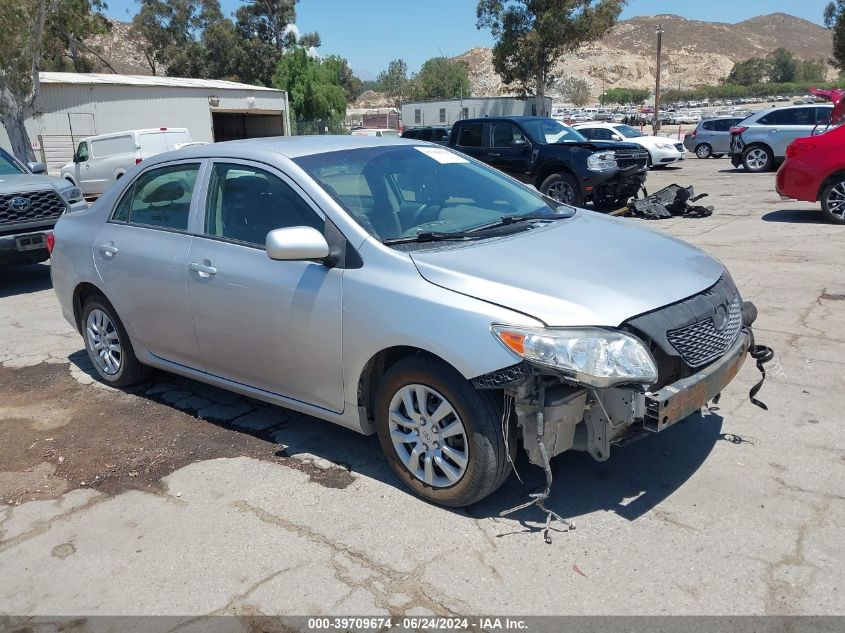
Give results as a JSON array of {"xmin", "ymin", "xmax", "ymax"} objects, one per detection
[{"xmin": 448, "ymin": 116, "xmax": 649, "ymax": 209}]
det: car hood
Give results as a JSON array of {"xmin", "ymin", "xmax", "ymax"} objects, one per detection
[
  {"xmin": 409, "ymin": 211, "xmax": 725, "ymax": 327},
  {"xmin": 552, "ymin": 140, "xmax": 642, "ymax": 152},
  {"xmin": 0, "ymin": 173, "xmax": 68, "ymax": 193}
]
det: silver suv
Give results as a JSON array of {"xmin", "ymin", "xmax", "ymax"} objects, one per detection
[
  {"xmin": 0, "ymin": 147, "xmax": 86, "ymax": 267},
  {"xmin": 51, "ymin": 137, "xmax": 764, "ymax": 507},
  {"xmin": 730, "ymin": 104, "xmax": 833, "ymax": 172},
  {"xmin": 684, "ymin": 116, "xmax": 746, "ymax": 159}
]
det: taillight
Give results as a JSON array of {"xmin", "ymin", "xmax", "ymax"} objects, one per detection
[
  {"xmin": 730, "ymin": 126, "xmax": 748, "ymax": 135},
  {"xmin": 786, "ymin": 141, "xmax": 815, "ymax": 159},
  {"xmin": 690, "ymin": 129, "xmax": 697, "ymax": 138},
  {"xmin": 45, "ymin": 233, "xmax": 55, "ymax": 254},
  {"xmin": 135, "ymin": 158, "xmax": 143, "ymax": 164}
]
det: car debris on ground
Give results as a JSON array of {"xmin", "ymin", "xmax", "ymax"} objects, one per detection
[{"xmin": 624, "ymin": 184, "xmax": 714, "ymax": 219}]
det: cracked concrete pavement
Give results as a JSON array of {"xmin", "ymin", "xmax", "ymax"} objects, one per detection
[{"xmin": 0, "ymin": 158, "xmax": 843, "ymax": 618}]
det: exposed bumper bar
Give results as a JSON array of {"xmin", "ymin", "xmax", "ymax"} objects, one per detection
[{"xmin": 644, "ymin": 330, "xmax": 751, "ymax": 432}]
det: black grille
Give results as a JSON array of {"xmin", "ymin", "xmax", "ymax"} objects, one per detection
[
  {"xmin": 615, "ymin": 148, "xmax": 650, "ymax": 170},
  {"xmin": 0, "ymin": 190, "xmax": 66, "ymax": 226},
  {"xmin": 666, "ymin": 297, "xmax": 742, "ymax": 367},
  {"xmin": 674, "ymin": 143, "xmax": 685, "ymax": 152}
]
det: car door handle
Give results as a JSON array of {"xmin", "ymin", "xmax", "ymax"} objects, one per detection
[
  {"xmin": 488, "ymin": 152, "xmax": 501, "ymax": 158},
  {"xmin": 189, "ymin": 262, "xmax": 217, "ymax": 277},
  {"xmin": 97, "ymin": 243, "xmax": 118, "ymax": 258}
]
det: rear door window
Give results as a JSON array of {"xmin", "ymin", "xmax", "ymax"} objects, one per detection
[
  {"xmin": 111, "ymin": 163, "xmax": 200, "ymax": 231},
  {"xmin": 91, "ymin": 135, "xmax": 134, "ymax": 158},
  {"xmin": 491, "ymin": 123, "xmax": 527, "ymax": 147},
  {"xmin": 815, "ymin": 107, "xmax": 832, "ymax": 125},
  {"xmin": 457, "ymin": 124, "xmax": 484, "ymax": 147}
]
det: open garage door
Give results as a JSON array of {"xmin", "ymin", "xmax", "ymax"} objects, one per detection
[{"xmin": 211, "ymin": 112, "xmax": 285, "ymax": 142}]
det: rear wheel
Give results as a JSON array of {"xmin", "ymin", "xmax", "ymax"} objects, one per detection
[
  {"xmin": 540, "ymin": 172, "xmax": 583, "ymax": 206},
  {"xmin": 375, "ymin": 355, "xmax": 510, "ymax": 507},
  {"xmin": 81, "ymin": 297, "xmax": 149, "ymax": 387},
  {"xmin": 742, "ymin": 145, "xmax": 774, "ymax": 172},
  {"xmin": 695, "ymin": 143, "xmax": 712, "ymax": 159},
  {"xmin": 820, "ymin": 176, "xmax": 845, "ymax": 225}
]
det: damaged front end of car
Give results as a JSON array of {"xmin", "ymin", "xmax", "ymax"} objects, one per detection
[{"xmin": 472, "ymin": 275, "xmax": 772, "ymax": 541}]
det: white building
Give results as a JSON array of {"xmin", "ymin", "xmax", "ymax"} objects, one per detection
[
  {"xmin": 401, "ymin": 96, "xmax": 552, "ymax": 129},
  {"xmin": 0, "ymin": 72, "xmax": 290, "ymax": 174}
]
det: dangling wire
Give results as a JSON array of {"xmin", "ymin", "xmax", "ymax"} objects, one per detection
[{"xmin": 501, "ymin": 392, "xmax": 522, "ymax": 484}]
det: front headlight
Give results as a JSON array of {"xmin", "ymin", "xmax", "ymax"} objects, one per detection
[
  {"xmin": 492, "ymin": 325, "xmax": 658, "ymax": 387},
  {"xmin": 58, "ymin": 185, "xmax": 83, "ymax": 205},
  {"xmin": 587, "ymin": 150, "xmax": 618, "ymax": 171},
  {"xmin": 655, "ymin": 142, "xmax": 675, "ymax": 150}
]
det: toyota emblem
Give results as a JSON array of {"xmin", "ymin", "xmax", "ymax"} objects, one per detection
[
  {"xmin": 713, "ymin": 304, "xmax": 729, "ymax": 331},
  {"xmin": 9, "ymin": 197, "xmax": 31, "ymax": 212}
]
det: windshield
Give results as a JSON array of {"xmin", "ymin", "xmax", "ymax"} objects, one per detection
[
  {"xmin": 294, "ymin": 145, "xmax": 561, "ymax": 243},
  {"xmin": 519, "ymin": 118, "xmax": 588, "ymax": 144},
  {"xmin": 0, "ymin": 152, "xmax": 26, "ymax": 176},
  {"xmin": 615, "ymin": 125, "xmax": 644, "ymax": 138}
]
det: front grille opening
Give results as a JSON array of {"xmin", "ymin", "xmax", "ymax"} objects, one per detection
[
  {"xmin": 666, "ymin": 297, "xmax": 742, "ymax": 368},
  {"xmin": 0, "ymin": 190, "xmax": 65, "ymax": 226}
]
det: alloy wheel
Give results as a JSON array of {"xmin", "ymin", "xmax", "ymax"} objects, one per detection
[
  {"xmin": 825, "ymin": 182, "xmax": 845, "ymax": 220},
  {"xmin": 546, "ymin": 181, "xmax": 575, "ymax": 204},
  {"xmin": 86, "ymin": 308, "xmax": 122, "ymax": 375},
  {"xmin": 745, "ymin": 148, "xmax": 769, "ymax": 171},
  {"xmin": 695, "ymin": 144, "xmax": 711, "ymax": 159},
  {"xmin": 388, "ymin": 384, "xmax": 468, "ymax": 488}
]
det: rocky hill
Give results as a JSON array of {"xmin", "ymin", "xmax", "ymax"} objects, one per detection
[{"xmin": 453, "ymin": 13, "xmax": 835, "ymax": 103}]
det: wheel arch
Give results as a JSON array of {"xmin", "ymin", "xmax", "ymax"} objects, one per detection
[
  {"xmin": 72, "ymin": 281, "xmax": 112, "ymax": 333},
  {"xmin": 356, "ymin": 346, "xmax": 472, "ymax": 425},
  {"xmin": 533, "ymin": 161, "xmax": 576, "ymax": 190},
  {"xmin": 63, "ymin": 175, "xmax": 76, "ymax": 186},
  {"xmin": 743, "ymin": 141, "xmax": 774, "ymax": 156},
  {"xmin": 817, "ymin": 170, "xmax": 845, "ymax": 202}
]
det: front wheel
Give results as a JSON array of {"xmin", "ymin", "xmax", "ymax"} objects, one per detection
[
  {"xmin": 539, "ymin": 172, "xmax": 583, "ymax": 206},
  {"xmin": 820, "ymin": 177, "xmax": 845, "ymax": 224},
  {"xmin": 81, "ymin": 296, "xmax": 149, "ymax": 387},
  {"xmin": 742, "ymin": 145, "xmax": 774, "ymax": 172},
  {"xmin": 375, "ymin": 356, "xmax": 510, "ymax": 507}
]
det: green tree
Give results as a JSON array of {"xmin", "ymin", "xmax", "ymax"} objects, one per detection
[
  {"xmin": 797, "ymin": 58, "xmax": 825, "ymax": 82},
  {"xmin": 558, "ymin": 76, "xmax": 591, "ymax": 106},
  {"xmin": 411, "ymin": 57, "xmax": 470, "ymax": 101},
  {"xmin": 42, "ymin": 0, "xmax": 113, "ymax": 72},
  {"xmin": 602, "ymin": 87, "xmax": 649, "ymax": 104},
  {"xmin": 376, "ymin": 58, "xmax": 408, "ymax": 107},
  {"xmin": 726, "ymin": 57, "xmax": 767, "ymax": 86},
  {"xmin": 766, "ymin": 48, "xmax": 799, "ymax": 83},
  {"xmin": 476, "ymin": 0, "xmax": 625, "ymax": 101},
  {"xmin": 825, "ymin": 0, "xmax": 845, "ymax": 70},
  {"xmin": 274, "ymin": 46, "xmax": 346, "ymax": 130},
  {"xmin": 324, "ymin": 55, "xmax": 364, "ymax": 102}
]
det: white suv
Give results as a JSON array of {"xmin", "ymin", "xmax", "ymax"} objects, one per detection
[{"xmin": 61, "ymin": 128, "xmax": 193, "ymax": 197}]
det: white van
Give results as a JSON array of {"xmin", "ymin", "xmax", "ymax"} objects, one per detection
[
  {"xmin": 60, "ymin": 128, "xmax": 193, "ymax": 196},
  {"xmin": 350, "ymin": 128, "xmax": 400, "ymax": 138}
]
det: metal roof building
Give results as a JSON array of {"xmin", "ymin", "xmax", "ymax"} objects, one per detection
[
  {"xmin": 0, "ymin": 72, "xmax": 290, "ymax": 174},
  {"xmin": 401, "ymin": 96, "xmax": 552, "ymax": 130}
]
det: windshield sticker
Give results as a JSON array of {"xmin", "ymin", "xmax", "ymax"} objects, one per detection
[{"xmin": 414, "ymin": 146, "xmax": 468, "ymax": 164}]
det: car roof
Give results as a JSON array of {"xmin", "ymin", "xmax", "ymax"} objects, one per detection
[
  {"xmin": 146, "ymin": 135, "xmax": 423, "ymax": 162},
  {"xmin": 458, "ymin": 116, "xmax": 554, "ymax": 124},
  {"xmin": 82, "ymin": 128, "xmax": 190, "ymax": 142}
]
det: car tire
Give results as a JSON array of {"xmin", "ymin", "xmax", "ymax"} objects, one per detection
[
  {"xmin": 539, "ymin": 172, "xmax": 583, "ymax": 206},
  {"xmin": 820, "ymin": 176, "xmax": 845, "ymax": 225},
  {"xmin": 81, "ymin": 296, "xmax": 149, "ymax": 387},
  {"xmin": 695, "ymin": 143, "xmax": 712, "ymax": 159},
  {"xmin": 375, "ymin": 355, "xmax": 511, "ymax": 507},
  {"xmin": 741, "ymin": 145, "xmax": 774, "ymax": 172}
]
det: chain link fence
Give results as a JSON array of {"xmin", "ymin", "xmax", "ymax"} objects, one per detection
[{"xmin": 291, "ymin": 119, "xmax": 347, "ymax": 136}]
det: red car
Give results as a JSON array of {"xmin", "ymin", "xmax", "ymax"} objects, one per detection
[{"xmin": 776, "ymin": 124, "xmax": 845, "ymax": 224}]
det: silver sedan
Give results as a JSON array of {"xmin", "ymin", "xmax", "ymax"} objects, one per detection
[{"xmin": 51, "ymin": 136, "xmax": 762, "ymax": 507}]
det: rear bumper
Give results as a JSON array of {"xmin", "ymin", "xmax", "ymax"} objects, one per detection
[{"xmin": 775, "ymin": 159, "xmax": 822, "ymax": 203}]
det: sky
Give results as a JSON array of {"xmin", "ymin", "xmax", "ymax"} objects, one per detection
[{"xmin": 102, "ymin": 0, "xmax": 831, "ymax": 79}]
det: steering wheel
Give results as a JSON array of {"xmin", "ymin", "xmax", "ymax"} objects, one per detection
[{"xmin": 410, "ymin": 176, "xmax": 444, "ymax": 226}]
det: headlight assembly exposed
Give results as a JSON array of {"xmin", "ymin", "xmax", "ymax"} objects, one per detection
[
  {"xmin": 586, "ymin": 150, "xmax": 617, "ymax": 172},
  {"xmin": 58, "ymin": 185, "xmax": 83, "ymax": 204},
  {"xmin": 655, "ymin": 142, "xmax": 676, "ymax": 150},
  {"xmin": 492, "ymin": 325, "xmax": 658, "ymax": 387}
]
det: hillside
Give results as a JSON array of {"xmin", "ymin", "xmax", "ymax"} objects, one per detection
[{"xmin": 454, "ymin": 13, "xmax": 835, "ymax": 102}]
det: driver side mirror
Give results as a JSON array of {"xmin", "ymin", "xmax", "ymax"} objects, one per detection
[
  {"xmin": 510, "ymin": 138, "xmax": 529, "ymax": 149},
  {"xmin": 266, "ymin": 226, "xmax": 330, "ymax": 262},
  {"xmin": 611, "ymin": 134, "xmax": 622, "ymax": 141},
  {"xmin": 27, "ymin": 161, "xmax": 47, "ymax": 174}
]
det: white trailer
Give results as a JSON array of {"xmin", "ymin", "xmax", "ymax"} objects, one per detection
[
  {"xmin": 401, "ymin": 96, "xmax": 553, "ymax": 130},
  {"xmin": 0, "ymin": 72, "xmax": 290, "ymax": 175}
]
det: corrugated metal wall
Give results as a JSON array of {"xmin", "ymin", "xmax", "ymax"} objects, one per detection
[
  {"xmin": 0, "ymin": 83, "xmax": 288, "ymax": 172},
  {"xmin": 401, "ymin": 97, "xmax": 553, "ymax": 129}
]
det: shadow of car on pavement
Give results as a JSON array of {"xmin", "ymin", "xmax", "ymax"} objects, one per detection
[
  {"xmin": 67, "ymin": 348, "xmax": 726, "ymax": 533},
  {"xmin": 762, "ymin": 209, "xmax": 831, "ymax": 224},
  {"xmin": 0, "ymin": 263, "xmax": 52, "ymax": 299}
]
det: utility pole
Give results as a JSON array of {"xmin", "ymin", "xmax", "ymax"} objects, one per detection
[{"xmin": 654, "ymin": 24, "xmax": 664, "ymax": 135}]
